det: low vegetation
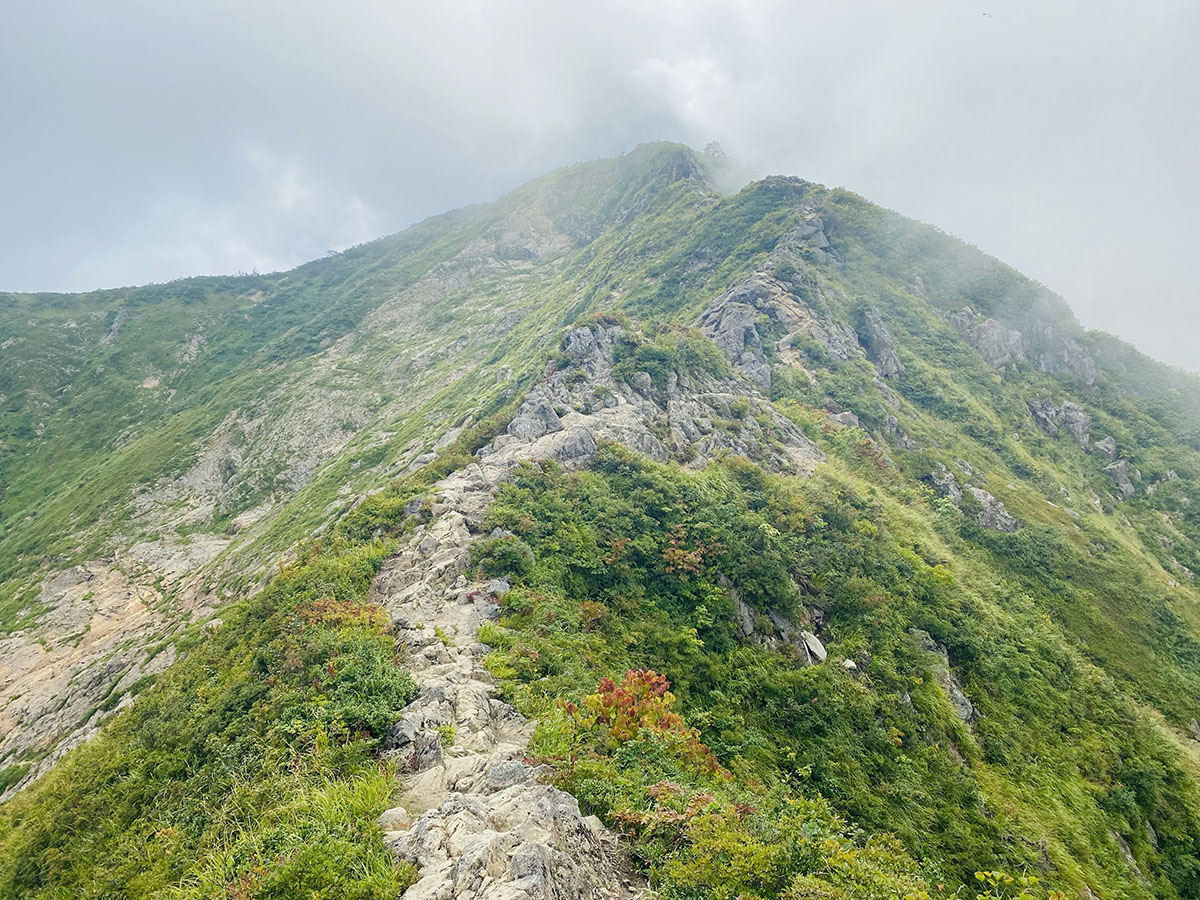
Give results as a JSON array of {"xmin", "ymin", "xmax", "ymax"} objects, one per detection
[
  {"xmin": 5, "ymin": 142, "xmax": 1200, "ymax": 900},
  {"xmin": 0, "ymin": 483, "xmax": 434, "ymax": 898},
  {"xmin": 474, "ymin": 445, "xmax": 1200, "ymax": 900}
]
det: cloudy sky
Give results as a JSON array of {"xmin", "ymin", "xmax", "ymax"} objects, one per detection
[{"xmin": 2, "ymin": 0, "xmax": 1197, "ymax": 369}]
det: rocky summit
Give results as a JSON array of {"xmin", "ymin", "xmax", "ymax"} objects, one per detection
[{"xmin": 2, "ymin": 142, "xmax": 1200, "ymax": 900}]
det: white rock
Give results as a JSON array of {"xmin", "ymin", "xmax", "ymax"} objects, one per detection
[
  {"xmin": 378, "ymin": 806, "xmax": 412, "ymax": 830},
  {"xmin": 801, "ymin": 630, "xmax": 827, "ymax": 663}
]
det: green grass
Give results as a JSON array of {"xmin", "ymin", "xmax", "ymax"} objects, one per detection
[
  {"xmin": 0, "ymin": 471, "xmax": 443, "ymax": 898},
  {"xmin": 6, "ymin": 141, "xmax": 1200, "ymax": 899},
  {"xmin": 471, "ymin": 445, "xmax": 1200, "ymax": 900}
]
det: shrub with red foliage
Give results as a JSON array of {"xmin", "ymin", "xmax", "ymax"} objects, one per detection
[
  {"xmin": 563, "ymin": 669, "xmax": 726, "ymax": 776},
  {"xmin": 660, "ymin": 525, "xmax": 722, "ymax": 576},
  {"xmin": 298, "ymin": 596, "xmax": 387, "ymax": 628}
]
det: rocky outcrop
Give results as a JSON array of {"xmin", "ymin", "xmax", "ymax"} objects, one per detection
[
  {"xmin": 925, "ymin": 465, "xmax": 1019, "ymax": 531},
  {"xmin": 966, "ymin": 485, "xmax": 1020, "ymax": 533},
  {"xmin": 98, "ymin": 307, "xmax": 129, "ymax": 346},
  {"xmin": 699, "ymin": 273, "xmax": 862, "ymax": 387},
  {"xmin": 1027, "ymin": 326, "xmax": 1098, "ymax": 386},
  {"xmin": 1109, "ymin": 831, "xmax": 1144, "ymax": 879},
  {"xmin": 519, "ymin": 324, "xmax": 822, "ymax": 476},
  {"xmin": 858, "ymin": 307, "xmax": 904, "ymax": 379},
  {"xmin": 1105, "ymin": 459, "xmax": 1139, "ymax": 499},
  {"xmin": 698, "ymin": 283, "xmax": 773, "ymax": 390},
  {"xmin": 948, "ymin": 307, "xmax": 1025, "ymax": 372},
  {"xmin": 772, "ymin": 214, "xmax": 842, "ymax": 265},
  {"xmin": 1093, "ymin": 435, "xmax": 1118, "ymax": 462},
  {"xmin": 947, "ymin": 308, "xmax": 1097, "ymax": 385},
  {"xmin": 1026, "ymin": 400, "xmax": 1141, "ymax": 496},
  {"xmin": 909, "ymin": 629, "xmax": 976, "ymax": 724},
  {"xmin": 733, "ymin": 594, "xmax": 827, "ymax": 666},
  {"xmin": 506, "ymin": 396, "xmax": 564, "ymax": 441},
  {"xmin": 924, "ymin": 465, "xmax": 963, "ymax": 506},
  {"xmin": 1027, "ymin": 399, "xmax": 1093, "ymax": 449},
  {"xmin": 882, "ymin": 415, "xmax": 917, "ymax": 450}
]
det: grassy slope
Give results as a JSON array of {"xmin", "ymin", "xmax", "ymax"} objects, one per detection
[
  {"xmin": 0, "ymin": 142, "xmax": 723, "ymax": 628},
  {"xmin": 0, "ymin": 489, "xmax": 426, "ymax": 899},
  {"xmin": 3, "ymin": 144, "xmax": 1200, "ymax": 898}
]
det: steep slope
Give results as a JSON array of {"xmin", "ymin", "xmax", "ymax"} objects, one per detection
[
  {"xmin": 0, "ymin": 142, "xmax": 723, "ymax": 778},
  {"xmin": 3, "ymin": 143, "xmax": 1200, "ymax": 900}
]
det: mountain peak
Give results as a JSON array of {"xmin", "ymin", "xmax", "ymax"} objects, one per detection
[{"xmin": 3, "ymin": 144, "xmax": 1200, "ymax": 900}]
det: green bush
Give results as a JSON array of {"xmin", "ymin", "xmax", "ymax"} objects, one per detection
[
  {"xmin": 475, "ymin": 444, "xmax": 1200, "ymax": 900},
  {"xmin": 0, "ymin": 539, "xmax": 417, "ymax": 899}
]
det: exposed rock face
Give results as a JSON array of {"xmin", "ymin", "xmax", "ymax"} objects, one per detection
[
  {"xmin": 98, "ymin": 307, "xmax": 129, "ymax": 346},
  {"xmin": 698, "ymin": 282, "xmax": 773, "ymax": 391},
  {"xmin": 925, "ymin": 464, "xmax": 963, "ymax": 506},
  {"xmin": 1028, "ymin": 326, "xmax": 1098, "ymax": 386},
  {"xmin": 909, "ymin": 629, "xmax": 976, "ymax": 724},
  {"xmin": 948, "ymin": 307, "xmax": 1025, "ymax": 372},
  {"xmin": 0, "ymin": 560, "xmax": 200, "ymax": 797},
  {"xmin": 562, "ymin": 326, "xmax": 597, "ymax": 359},
  {"xmin": 927, "ymin": 465, "xmax": 1018, "ymax": 531},
  {"xmin": 1027, "ymin": 399, "xmax": 1093, "ymax": 449},
  {"xmin": 501, "ymin": 324, "xmax": 823, "ymax": 476},
  {"xmin": 948, "ymin": 308, "xmax": 1097, "ymax": 386},
  {"xmin": 966, "ymin": 485, "xmax": 1021, "ymax": 533},
  {"xmin": 858, "ymin": 307, "xmax": 905, "ymax": 379},
  {"xmin": 507, "ymin": 394, "xmax": 564, "ymax": 441},
  {"xmin": 699, "ymin": 273, "xmax": 862, "ymax": 387},
  {"xmin": 733, "ymin": 594, "xmax": 828, "ymax": 666},
  {"xmin": 1093, "ymin": 435, "xmax": 1118, "ymax": 462},
  {"xmin": 1105, "ymin": 459, "xmax": 1138, "ymax": 499},
  {"xmin": 801, "ymin": 630, "xmax": 828, "ymax": 663},
  {"xmin": 556, "ymin": 427, "xmax": 599, "ymax": 462},
  {"xmin": 882, "ymin": 415, "xmax": 917, "ymax": 450},
  {"xmin": 772, "ymin": 214, "xmax": 842, "ymax": 265},
  {"xmin": 1059, "ymin": 404, "xmax": 1094, "ymax": 449},
  {"xmin": 1026, "ymin": 399, "xmax": 1059, "ymax": 437},
  {"xmin": 1109, "ymin": 831, "xmax": 1144, "ymax": 879}
]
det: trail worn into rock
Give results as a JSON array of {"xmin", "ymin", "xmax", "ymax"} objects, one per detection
[
  {"xmin": 369, "ymin": 458, "xmax": 646, "ymax": 900},
  {"xmin": 366, "ymin": 321, "xmax": 822, "ymax": 898}
]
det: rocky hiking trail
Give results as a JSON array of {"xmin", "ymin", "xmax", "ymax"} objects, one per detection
[
  {"xmin": 368, "ymin": 460, "xmax": 646, "ymax": 899},
  {"xmin": 361, "ymin": 321, "xmax": 825, "ymax": 898}
]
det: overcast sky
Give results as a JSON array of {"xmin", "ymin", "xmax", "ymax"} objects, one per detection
[{"xmin": 2, "ymin": 0, "xmax": 1197, "ymax": 369}]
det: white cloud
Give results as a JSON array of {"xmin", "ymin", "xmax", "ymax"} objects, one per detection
[{"xmin": 0, "ymin": 0, "xmax": 1196, "ymax": 368}]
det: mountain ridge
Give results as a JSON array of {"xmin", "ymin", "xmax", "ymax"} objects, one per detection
[{"xmin": 2, "ymin": 142, "xmax": 1200, "ymax": 899}]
